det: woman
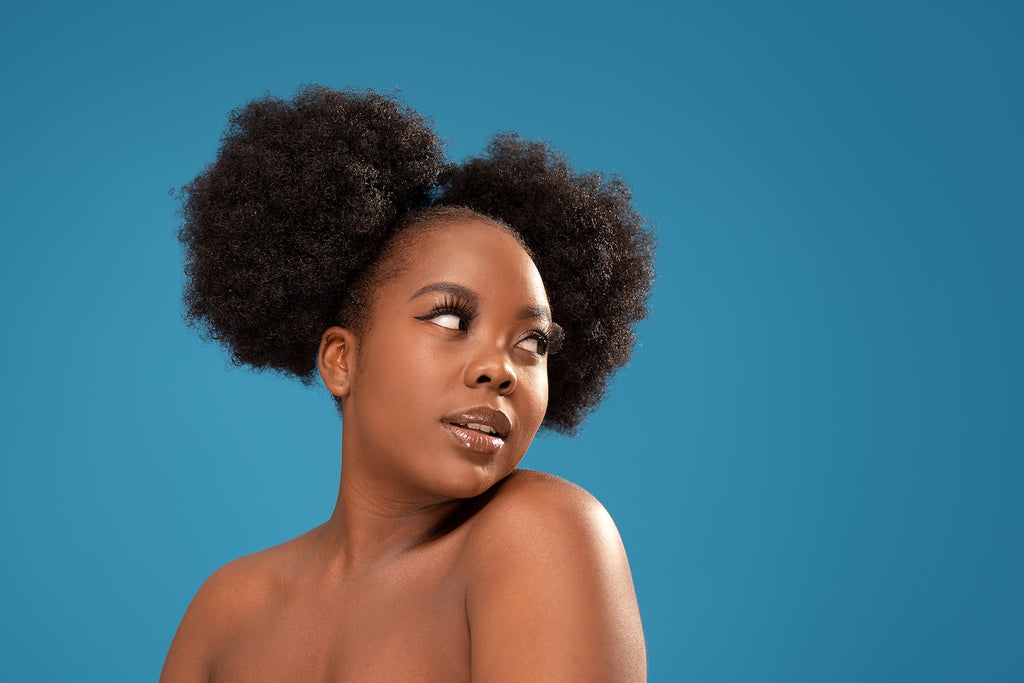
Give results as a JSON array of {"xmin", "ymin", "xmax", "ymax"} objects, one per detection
[{"xmin": 161, "ymin": 85, "xmax": 655, "ymax": 682}]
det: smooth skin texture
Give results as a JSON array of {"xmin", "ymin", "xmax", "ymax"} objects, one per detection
[{"xmin": 160, "ymin": 220, "xmax": 646, "ymax": 682}]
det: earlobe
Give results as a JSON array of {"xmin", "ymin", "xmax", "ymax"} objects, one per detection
[{"xmin": 318, "ymin": 326, "xmax": 357, "ymax": 398}]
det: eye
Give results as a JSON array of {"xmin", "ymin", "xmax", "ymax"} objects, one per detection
[
  {"xmin": 430, "ymin": 313, "xmax": 465, "ymax": 331},
  {"xmin": 516, "ymin": 332, "xmax": 550, "ymax": 356},
  {"xmin": 414, "ymin": 294, "xmax": 477, "ymax": 331}
]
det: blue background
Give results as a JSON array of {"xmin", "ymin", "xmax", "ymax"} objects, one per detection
[{"xmin": 2, "ymin": 1, "xmax": 1021, "ymax": 681}]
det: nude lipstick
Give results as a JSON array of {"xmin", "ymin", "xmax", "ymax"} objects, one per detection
[{"xmin": 440, "ymin": 407, "xmax": 511, "ymax": 455}]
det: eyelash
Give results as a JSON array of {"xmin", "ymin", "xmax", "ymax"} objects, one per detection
[
  {"xmin": 414, "ymin": 295, "xmax": 478, "ymax": 331},
  {"xmin": 414, "ymin": 296, "xmax": 560, "ymax": 357},
  {"xmin": 532, "ymin": 323, "xmax": 564, "ymax": 357},
  {"xmin": 524, "ymin": 329, "xmax": 554, "ymax": 356}
]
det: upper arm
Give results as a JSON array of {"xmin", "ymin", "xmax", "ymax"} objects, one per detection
[
  {"xmin": 159, "ymin": 560, "xmax": 260, "ymax": 683},
  {"xmin": 465, "ymin": 474, "xmax": 646, "ymax": 682}
]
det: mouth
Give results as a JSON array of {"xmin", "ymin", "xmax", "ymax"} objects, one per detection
[
  {"xmin": 458, "ymin": 422, "xmax": 500, "ymax": 435},
  {"xmin": 440, "ymin": 407, "xmax": 512, "ymax": 454}
]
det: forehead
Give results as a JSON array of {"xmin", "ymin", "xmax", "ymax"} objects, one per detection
[{"xmin": 388, "ymin": 220, "xmax": 548, "ymax": 304}]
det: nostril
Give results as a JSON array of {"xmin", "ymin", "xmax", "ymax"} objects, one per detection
[
  {"xmin": 499, "ymin": 380, "xmax": 512, "ymax": 390},
  {"xmin": 477, "ymin": 374, "xmax": 491, "ymax": 384}
]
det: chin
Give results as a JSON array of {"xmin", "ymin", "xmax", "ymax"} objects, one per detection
[{"xmin": 425, "ymin": 460, "xmax": 515, "ymax": 501}]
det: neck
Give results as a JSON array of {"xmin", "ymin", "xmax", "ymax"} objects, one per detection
[
  {"xmin": 314, "ymin": 421, "xmax": 475, "ymax": 574},
  {"xmin": 323, "ymin": 467, "xmax": 458, "ymax": 567}
]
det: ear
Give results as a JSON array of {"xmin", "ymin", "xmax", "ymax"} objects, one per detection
[{"xmin": 318, "ymin": 326, "xmax": 358, "ymax": 398}]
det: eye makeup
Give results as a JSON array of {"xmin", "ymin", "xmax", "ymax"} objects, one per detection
[
  {"xmin": 414, "ymin": 294, "xmax": 479, "ymax": 331},
  {"xmin": 409, "ymin": 280, "xmax": 561, "ymax": 356}
]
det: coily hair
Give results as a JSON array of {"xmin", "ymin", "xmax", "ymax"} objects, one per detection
[{"xmin": 179, "ymin": 85, "xmax": 655, "ymax": 434}]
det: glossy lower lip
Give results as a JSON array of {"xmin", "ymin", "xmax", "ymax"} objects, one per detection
[{"xmin": 441, "ymin": 422, "xmax": 505, "ymax": 455}]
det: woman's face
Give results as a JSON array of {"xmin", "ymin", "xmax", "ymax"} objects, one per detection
[{"xmin": 335, "ymin": 220, "xmax": 554, "ymax": 503}]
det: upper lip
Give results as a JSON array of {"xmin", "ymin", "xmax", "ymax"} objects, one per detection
[{"xmin": 441, "ymin": 407, "xmax": 512, "ymax": 439}]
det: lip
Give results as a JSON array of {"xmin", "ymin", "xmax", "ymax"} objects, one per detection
[{"xmin": 441, "ymin": 406, "xmax": 512, "ymax": 455}]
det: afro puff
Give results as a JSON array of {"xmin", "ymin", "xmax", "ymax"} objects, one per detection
[{"xmin": 179, "ymin": 85, "xmax": 655, "ymax": 434}]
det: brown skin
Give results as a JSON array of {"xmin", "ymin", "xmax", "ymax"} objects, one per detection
[{"xmin": 160, "ymin": 221, "xmax": 646, "ymax": 682}]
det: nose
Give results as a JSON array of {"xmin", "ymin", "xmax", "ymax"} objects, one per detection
[{"xmin": 464, "ymin": 344, "xmax": 518, "ymax": 395}]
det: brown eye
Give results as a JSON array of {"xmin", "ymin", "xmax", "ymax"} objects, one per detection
[{"xmin": 516, "ymin": 333, "xmax": 549, "ymax": 356}]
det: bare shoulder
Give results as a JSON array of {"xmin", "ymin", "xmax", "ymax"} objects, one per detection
[
  {"xmin": 463, "ymin": 469, "xmax": 647, "ymax": 682},
  {"xmin": 465, "ymin": 469, "xmax": 619, "ymax": 556},
  {"xmin": 158, "ymin": 537, "xmax": 304, "ymax": 682},
  {"xmin": 485, "ymin": 467, "xmax": 598, "ymax": 508}
]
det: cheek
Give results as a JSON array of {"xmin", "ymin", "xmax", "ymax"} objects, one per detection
[
  {"xmin": 519, "ymin": 367, "xmax": 550, "ymax": 427},
  {"xmin": 359, "ymin": 336, "xmax": 458, "ymax": 414}
]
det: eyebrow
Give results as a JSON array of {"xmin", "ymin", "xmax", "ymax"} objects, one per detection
[
  {"xmin": 408, "ymin": 281, "xmax": 551, "ymax": 322},
  {"xmin": 408, "ymin": 281, "xmax": 477, "ymax": 303},
  {"xmin": 515, "ymin": 304, "xmax": 552, "ymax": 323}
]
